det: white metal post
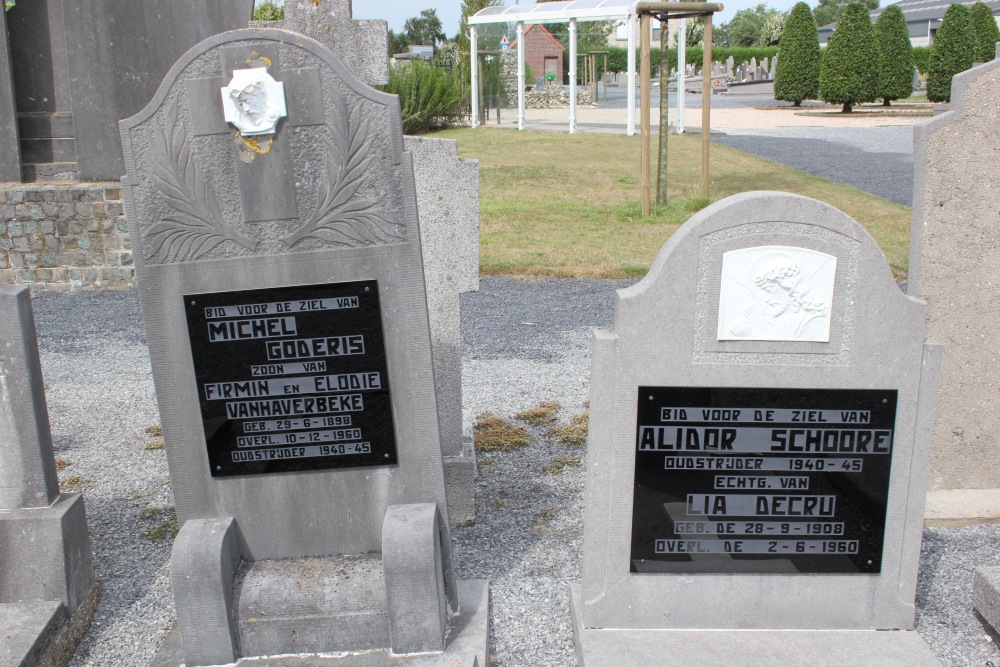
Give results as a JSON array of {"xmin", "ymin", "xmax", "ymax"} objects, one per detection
[
  {"xmin": 569, "ymin": 18, "xmax": 578, "ymax": 134},
  {"xmin": 517, "ymin": 21, "xmax": 525, "ymax": 131},
  {"xmin": 470, "ymin": 25, "xmax": 479, "ymax": 127},
  {"xmin": 626, "ymin": 14, "xmax": 637, "ymax": 136},
  {"xmin": 677, "ymin": 18, "xmax": 686, "ymax": 134}
]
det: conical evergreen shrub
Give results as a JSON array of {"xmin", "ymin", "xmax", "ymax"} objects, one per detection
[
  {"xmin": 927, "ymin": 3, "xmax": 974, "ymax": 102},
  {"xmin": 820, "ymin": 2, "xmax": 879, "ymax": 112},
  {"xmin": 775, "ymin": 2, "xmax": 821, "ymax": 106},
  {"xmin": 971, "ymin": 2, "xmax": 1000, "ymax": 62},
  {"xmin": 875, "ymin": 5, "xmax": 914, "ymax": 105}
]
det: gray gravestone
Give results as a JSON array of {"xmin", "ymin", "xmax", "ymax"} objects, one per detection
[
  {"xmin": 907, "ymin": 51, "xmax": 1000, "ymax": 627},
  {"xmin": 909, "ymin": 49, "xmax": 1000, "ymax": 499},
  {"xmin": 6, "ymin": 0, "xmax": 254, "ymax": 180},
  {"xmin": 119, "ymin": 29, "xmax": 487, "ymax": 666},
  {"xmin": 0, "ymin": 282, "xmax": 97, "ymax": 666},
  {"xmin": 0, "ymin": 7, "xmax": 21, "ymax": 182},
  {"xmin": 572, "ymin": 192, "xmax": 941, "ymax": 665},
  {"xmin": 281, "ymin": 0, "xmax": 389, "ymax": 87}
]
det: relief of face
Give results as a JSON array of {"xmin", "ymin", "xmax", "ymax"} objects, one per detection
[{"xmin": 232, "ymin": 81, "xmax": 268, "ymax": 127}]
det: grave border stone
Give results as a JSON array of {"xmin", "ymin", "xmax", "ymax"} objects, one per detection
[{"xmin": 573, "ymin": 192, "xmax": 941, "ymax": 665}]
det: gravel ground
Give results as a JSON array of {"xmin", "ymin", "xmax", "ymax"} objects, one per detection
[{"xmin": 26, "ymin": 278, "xmax": 1000, "ymax": 667}]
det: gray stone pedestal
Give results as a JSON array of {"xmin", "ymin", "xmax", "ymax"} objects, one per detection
[{"xmin": 571, "ymin": 585, "xmax": 939, "ymax": 667}]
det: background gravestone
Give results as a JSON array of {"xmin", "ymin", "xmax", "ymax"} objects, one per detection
[
  {"xmin": 574, "ymin": 192, "xmax": 941, "ymax": 665},
  {"xmin": 120, "ymin": 29, "xmax": 486, "ymax": 666},
  {"xmin": 0, "ymin": 282, "xmax": 97, "ymax": 667},
  {"xmin": 0, "ymin": 6, "xmax": 20, "ymax": 182},
  {"xmin": 5, "ymin": 0, "xmax": 253, "ymax": 181},
  {"xmin": 908, "ymin": 46, "xmax": 1000, "ymax": 515}
]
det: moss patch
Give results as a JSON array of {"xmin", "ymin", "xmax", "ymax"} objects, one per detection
[
  {"xmin": 547, "ymin": 412, "xmax": 589, "ymax": 447},
  {"xmin": 514, "ymin": 401, "xmax": 561, "ymax": 426},
  {"xmin": 474, "ymin": 413, "xmax": 532, "ymax": 452}
]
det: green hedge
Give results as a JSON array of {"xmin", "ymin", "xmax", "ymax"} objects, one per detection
[
  {"xmin": 605, "ymin": 45, "xmax": 779, "ymax": 73},
  {"xmin": 604, "ymin": 43, "xmax": 940, "ymax": 81},
  {"xmin": 913, "ymin": 46, "xmax": 932, "ymax": 74}
]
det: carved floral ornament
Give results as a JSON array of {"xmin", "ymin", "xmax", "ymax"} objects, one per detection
[{"xmin": 142, "ymin": 79, "xmax": 403, "ymax": 263}]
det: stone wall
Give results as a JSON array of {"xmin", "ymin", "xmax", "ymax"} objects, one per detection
[
  {"xmin": 526, "ymin": 88, "xmax": 593, "ymax": 108},
  {"xmin": 0, "ymin": 183, "xmax": 133, "ymax": 287}
]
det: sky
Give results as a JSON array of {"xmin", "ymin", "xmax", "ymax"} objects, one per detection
[{"xmin": 351, "ymin": 0, "xmax": 805, "ymax": 36}]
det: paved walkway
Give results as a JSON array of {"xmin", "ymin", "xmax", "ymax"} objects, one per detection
[{"xmin": 491, "ymin": 99, "xmax": 925, "ymax": 206}]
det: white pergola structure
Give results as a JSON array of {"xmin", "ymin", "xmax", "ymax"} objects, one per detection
[
  {"xmin": 469, "ymin": 1, "xmax": 723, "ymax": 211},
  {"xmin": 469, "ymin": 0, "xmax": 644, "ymax": 135}
]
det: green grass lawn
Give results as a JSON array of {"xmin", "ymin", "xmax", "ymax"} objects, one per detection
[{"xmin": 432, "ymin": 127, "xmax": 911, "ymax": 280}]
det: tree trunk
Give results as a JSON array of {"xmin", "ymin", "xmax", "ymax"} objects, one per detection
[
  {"xmin": 842, "ymin": 102, "xmax": 853, "ymax": 113},
  {"xmin": 883, "ymin": 97, "xmax": 891, "ymax": 106},
  {"xmin": 656, "ymin": 20, "xmax": 670, "ymax": 206}
]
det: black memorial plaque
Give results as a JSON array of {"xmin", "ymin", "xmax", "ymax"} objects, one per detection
[
  {"xmin": 631, "ymin": 387, "xmax": 896, "ymax": 574},
  {"xmin": 183, "ymin": 280, "xmax": 397, "ymax": 477}
]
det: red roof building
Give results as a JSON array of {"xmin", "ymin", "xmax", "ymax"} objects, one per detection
[{"xmin": 511, "ymin": 24, "xmax": 565, "ymax": 84}]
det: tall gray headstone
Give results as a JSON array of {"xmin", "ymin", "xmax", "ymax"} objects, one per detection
[
  {"xmin": 572, "ymin": 192, "xmax": 941, "ymax": 666},
  {"xmin": 120, "ymin": 29, "xmax": 486, "ymax": 666},
  {"xmin": 909, "ymin": 51, "xmax": 1000, "ymax": 503},
  {"xmin": 0, "ymin": 282, "xmax": 97, "ymax": 666},
  {"xmin": 0, "ymin": 7, "xmax": 22, "ymax": 182},
  {"xmin": 7, "ymin": 0, "xmax": 254, "ymax": 180}
]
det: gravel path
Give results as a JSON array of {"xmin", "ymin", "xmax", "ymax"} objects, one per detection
[{"xmin": 27, "ymin": 278, "xmax": 1000, "ymax": 667}]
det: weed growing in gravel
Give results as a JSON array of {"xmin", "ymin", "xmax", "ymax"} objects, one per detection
[
  {"xmin": 145, "ymin": 424, "xmax": 163, "ymax": 437},
  {"xmin": 141, "ymin": 507, "xmax": 179, "ymax": 541},
  {"xmin": 514, "ymin": 401, "xmax": 561, "ymax": 426},
  {"xmin": 131, "ymin": 489, "xmax": 155, "ymax": 500},
  {"xmin": 145, "ymin": 439, "xmax": 165, "ymax": 451},
  {"xmin": 135, "ymin": 505, "xmax": 162, "ymax": 521},
  {"xmin": 547, "ymin": 412, "xmax": 589, "ymax": 447},
  {"xmin": 54, "ymin": 457, "xmax": 71, "ymax": 470},
  {"xmin": 474, "ymin": 412, "xmax": 532, "ymax": 452},
  {"xmin": 61, "ymin": 475, "xmax": 93, "ymax": 491},
  {"xmin": 540, "ymin": 507, "xmax": 557, "ymax": 521},
  {"xmin": 544, "ymin": 456, "xmax": 582, "ymax": 475}
]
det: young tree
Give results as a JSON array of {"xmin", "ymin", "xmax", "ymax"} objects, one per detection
[
  {"xmin": 927, "ymin": 3, "xmax": 974, "ymax": 102},
  {"xmin": 774, "ymin": 2, "xmax": 821, "ymax": 106},
  {"xmin": 405, "ymin": 8, "xmax": 446, "ymax": 48},
  {"xmin": 458, "ymin": 0, "xmax": 504, "ymax": 56},
  {"xmin": 813, "ymin": 0, "xmax": 879, "ymax": 28},
  {"xmin": 819, "ymin": 2, "xmax": 878, "ymax": 112},
  {"xmin": 724, "ymin": 4, "xmax": 786, "ymax": 47},
  {"xmin": 874, "ymin": 4, "xmax": 914, "ymax": 105},
  {"xmin": 970, "ymin": 2, "xmax": 1000, "ymax": 62}
]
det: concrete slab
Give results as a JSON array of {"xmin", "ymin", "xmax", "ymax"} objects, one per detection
[
  {"xmin": 926, "ymin": 489, "xmax": 1000, "ymax": 526},
  {"xmin": 150, "ymin": 579, "xmax": 489, "ymax": 667},
  {"xmin": 570, "ymin": 584, "xmax": 941, "ymax": 666},
  {"xmin": 974, "ymin": 567, "xmax": 1000, "ymax": 634},
  {"xmin": 0, "ymin": 601, "xmax": 65, "ymax": 667}
]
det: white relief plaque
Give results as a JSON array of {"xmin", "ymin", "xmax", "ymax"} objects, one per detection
[
  {"xmin": 221, "ymin": 68, "xmax": 287, "ymax": 136},
  {"xmin": 717, "ymin": 245, "xmax": 837, "ymax": 342}
]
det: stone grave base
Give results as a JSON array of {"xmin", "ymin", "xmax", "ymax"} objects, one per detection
[
  {"xmin": 973, "ymin": 567, "xmax": 1000, "ymax": 634},
  {"xmin": 570, "ymin": 585, "xmax": 941, "ymax": 666},
  {"xmin": 150, "ymin": 579, "xmax": 490, "ymax": 667},
  {"xmin": 0, "ymin": 582, "xmax": 101, "ymax": 667}
]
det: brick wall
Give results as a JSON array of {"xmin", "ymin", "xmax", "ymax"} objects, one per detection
[
  {"xmin": 0, "ymin": 183, "xmax": 134, "ymax": 288},
  {"xmin": 515, "ymin": 25, "xmax": 564, "ymax": 84}
]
